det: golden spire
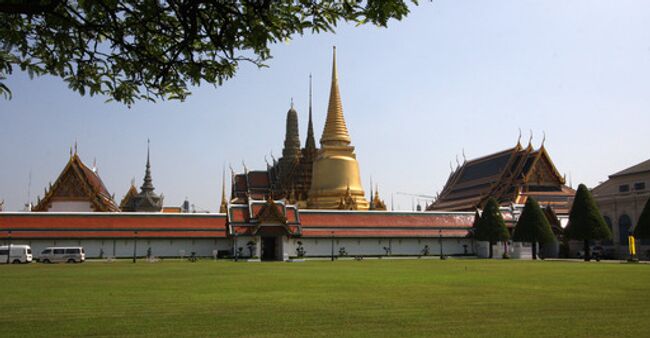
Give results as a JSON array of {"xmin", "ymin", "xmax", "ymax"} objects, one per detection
[
  {"xmin": 320, "ymin": 46, "xmax": 351, "ymax": 146},
  {"xmin": 219, "ymin": 166, "xmax": 228, "ymax": 213}
]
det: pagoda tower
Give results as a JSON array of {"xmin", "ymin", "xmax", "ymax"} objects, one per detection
[
  {"xmin": 121, "ymin": 140, "xmax": 164, "ymax": 212},
  {"xmin": 308, "ymin": 47, "xmax": 369, "ymax": 210}
]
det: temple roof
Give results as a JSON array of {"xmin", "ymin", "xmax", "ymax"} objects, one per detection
[
  {"xmin": 32, "ymin": 152, "xmax": 120, "ymax": 212},
  {"xmin": 119, "ymin": 182, "xmax": 138, "ymax": 210},
  {"xmin": 430, "ymin": 142, "xmax": 573, "ymax": 213}
]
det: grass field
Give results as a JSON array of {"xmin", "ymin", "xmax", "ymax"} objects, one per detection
[{"xmin": 1, "ymin": 259, "xmax": 649, "ymax": 337}]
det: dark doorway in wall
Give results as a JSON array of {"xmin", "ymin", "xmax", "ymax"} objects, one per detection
[{"xmin": 261, "ymin": 237, "xmax": 277, "ymax": 261}]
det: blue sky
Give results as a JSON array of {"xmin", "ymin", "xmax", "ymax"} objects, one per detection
[{"xmin": 1, "ymin": 1, "xmax": 649, "ymax": 211}]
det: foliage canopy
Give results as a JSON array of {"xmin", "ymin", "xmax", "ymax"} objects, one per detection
[
  {"xmin": 565, "ymin": 184, "xmax": 611, "ymax": 241},
  {"xmin": 475, "ymin": 197, "xmax": 510, "ymax": 244},
  {"xmin": 512, "ymin": 197, "xmax": 555, "ymax": 244},
  {"xmin": 633, "ymin": 197, "xmax": 650, "ymax": 239},
  {"xmin": 0, "ymin": 0, "xmax": 416, "ymax": 105}
]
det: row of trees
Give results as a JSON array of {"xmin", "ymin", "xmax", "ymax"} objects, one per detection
[{"xmin": 474, "ymin": 184, "xmax": 650, "ymax": 261}]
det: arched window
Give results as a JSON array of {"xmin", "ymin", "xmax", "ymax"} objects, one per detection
[
  {"xmin": 603, "ymin": 216, "xmax": 613, "ymax": 245},
  {"xmin": 619, "ymin": 214, "xmax": 632, "ymax": 245}
]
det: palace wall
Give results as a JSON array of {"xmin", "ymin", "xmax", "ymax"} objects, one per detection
[{"xmin": 2, "ymin": 238, "xmax": 232, "ymax": 259}]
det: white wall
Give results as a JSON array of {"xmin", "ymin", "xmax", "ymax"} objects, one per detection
[
  {"xmin": 3, "ymin": 239, "xmax": 231, "ymax": 258},
  {"xmin": 2, "ymin": 236, "xmax": 487, "ymax": 260},
  {"xmin": 284, "ymin": 237, "xmax": 474, "ymax": 258}
]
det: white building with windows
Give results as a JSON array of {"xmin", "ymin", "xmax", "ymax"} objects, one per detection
[{"xmin": 592, "ymin": 159, "xmax": 650, "ymax": 259}]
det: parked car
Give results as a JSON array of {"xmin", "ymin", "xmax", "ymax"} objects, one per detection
[
  {"xmin": 0, "ymin": 245, "xmax": 33, "ymax": 264},
  {"xmin": 39, "ymin": 247, "xmax": 85, "ymax": 263}
]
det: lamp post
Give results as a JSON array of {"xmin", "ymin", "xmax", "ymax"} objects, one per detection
[
  {"xmin": 6, "ymin": 230, "xmax": 11, "ymax": 264},
  {"xmin": 331, "ymin": 231, "xmax": 335, "ymax": 262},
  {"xmin": 234, "ymin": 233, "xmax": 238, "ymax": 262},
  {"xmin": 132, "ymin": 231, "xmax": 138, "ymax": 263},
  {"xmin": 439, "ymin": 229, "xmax": 445, "ymax": 260}
]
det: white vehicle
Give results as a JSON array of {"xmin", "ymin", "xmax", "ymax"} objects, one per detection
[
  {"xmin": 0, "ymin": 245, "xmax": 33, "ymax": 264},
  {"xmin": 39, "ymin": 247, "xmax": 85, "ymax": 263}
]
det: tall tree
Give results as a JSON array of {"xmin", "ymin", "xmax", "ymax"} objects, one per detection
[
  {"xmin": 475, "ymin": 198, "xmax": 510, "ymax": 258},
  {"xmin": 512, "ymin": 197, "xmax": 556, "ymax": 260},
  {"xmin": 565, "ymin": 184, "xmax": 612, "ymax": 261},
  {"xmin": 633, "ymin": 197, "xmax": 650, "ymax": 240},
  {"xmin": 0, "ymin": 1, "xmax": 416, "ymax": 105}
]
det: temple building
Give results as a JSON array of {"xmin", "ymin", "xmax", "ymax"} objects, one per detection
[
  {"xmin": 230, "ymin": 47, "xmax": 371, "ymax": 210},
  {"xmin": 32, "ymin": 147, "xmax": 120, "ymax": 212},
  {"xmin": 428, "ymin": 139, "xmax": 575, "ymax": 215},
  {"xmin": 120, "ymin": 141, "xmax": 164, "ymax": 212}
]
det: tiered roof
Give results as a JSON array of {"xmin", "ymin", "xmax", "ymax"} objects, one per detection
[
  {"xmin": 429, "ymin": 141, "xmax": 575, "ymax": 214},
  {"xmin": 0, "ymin": 213, "xmax": 226, "ymax": 239},
  {"xmin": 227, "ymin": 197, "xmax": 301, "ymax": 237},
  {"xmin": 32, "ymin": 151, "xmax": 120, "ymax": 212}
]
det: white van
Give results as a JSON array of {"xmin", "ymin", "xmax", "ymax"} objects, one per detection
[
  {"xmin": 0, "ymin": 245, "xmax": 33, "ymax": 264},
  {"xmin": 39, "ymin": 247, "xmax": 85, "ymax": 263}
]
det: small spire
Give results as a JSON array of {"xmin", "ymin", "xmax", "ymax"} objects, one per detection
[
  {"xmin": 141, "ymin": 139, "xmax": 155, "ymax": 192},
  {"xmin": 74, "ymin": 140, "xmax": 78, "ymax": 155},
  {"xmin": 220, "ymin": 165, "xmax": 228, "ymax": 213},
  {"xmin": 541, "ymin": 131, "xmax": 546, "ymax": 147},
  {"xmin": 92, "ymin": 157, "xmax": 97, "ymax": 173},
  {"xmin": 282, "ymin": 99, "xmax": 301, "ymax": 159},
  {"xmin": 528, "ymin": 129, "xmax": 533, "ymax": 147},
  {"xmin": 462, "ymin": 148, "xmax": 467, "ymax": 163},
  {"xmin": 305, "ymin": 73, "xmax": 316, "ymax": 150}
]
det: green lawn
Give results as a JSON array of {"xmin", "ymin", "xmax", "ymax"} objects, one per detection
[{"xmin": 0, "ymin": 259, "xmax": 648, "ymax": 337}]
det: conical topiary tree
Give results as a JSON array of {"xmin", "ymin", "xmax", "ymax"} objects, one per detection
[
  {"xmin": 634, "ymin": 197, "xmax": 650, "ymax": 240},
  {"xmin": 565, "ymin": 184, "xmax": 612, "ymax": 261},
  {"xmin": 512, "ymin": 197, "xmax": 556, "ymax": 259},
  {"xmin": 475, "ymin": 198, "xmax": 510, "ymax": 258}
]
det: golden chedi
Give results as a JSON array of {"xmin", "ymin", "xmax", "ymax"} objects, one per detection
[{"xmin": 308, "ymin": 47, "xmax": 369, "ymax": 210}]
